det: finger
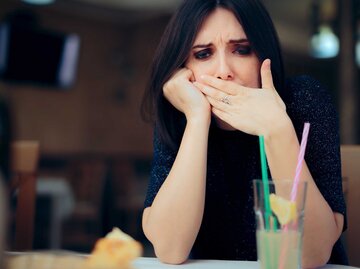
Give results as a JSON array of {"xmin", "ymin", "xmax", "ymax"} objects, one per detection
[
  {"xmin": 206, "ymin": 96, "xmax": 228, "ymax": 111},
  {"xmin": 260, "ymin": 60, "xmax": 286, "ymax": 109},
  {"xmin": 200, "ymin": 75, "xmax": 240, "ymax": 95},
  {"xmin": 260, "ymin": 59, "xmax": 275, "ymax": 90},
  {"xmin": 184, "ymin": 68, "xmax": 196, "ymax": 82},
  {"xmin": 182, "ymin": 68, "xmax": 195, "ymax": 81},
  {"xmin": 194, "ymin": 81, "xmax": 228, "ymax": 102}
]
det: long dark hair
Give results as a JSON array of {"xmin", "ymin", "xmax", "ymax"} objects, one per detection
[{"xmin": 141, "ymin": 0, "xmax": 285, "ymax": 150}]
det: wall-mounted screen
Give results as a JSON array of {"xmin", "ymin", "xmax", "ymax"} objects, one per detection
[{"xmin": 0, "ymin": 23, "xmax": 80, "ymax": 88}]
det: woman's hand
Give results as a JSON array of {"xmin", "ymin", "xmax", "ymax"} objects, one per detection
[
  {"xmin": 163, "ymin": 68, "xmax": 211, "ymax": 123},
  {"xmin": 195, "ymin": 59, "xmax": 288, "ymax": 136}
]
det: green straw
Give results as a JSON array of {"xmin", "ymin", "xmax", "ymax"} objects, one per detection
[{"xmin": 259, "ymin": 136, "xmax": 271, "ymax": 231}]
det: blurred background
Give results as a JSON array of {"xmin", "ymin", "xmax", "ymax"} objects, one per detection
[{"xmin": 0, "ymin": 0, "xmax": 359, "ymax": 262}]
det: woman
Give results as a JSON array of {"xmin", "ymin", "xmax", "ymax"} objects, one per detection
[{"xmin": 141, "ymin": 0, "xmax": 347, "ymax": 267}]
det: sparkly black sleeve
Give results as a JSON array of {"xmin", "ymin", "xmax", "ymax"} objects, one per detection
[
  {"xmin": 144, "ymin": 128, "xmax": 177, "ymax": 208},
  {"xmin": 285, "ymin": 75, "xmax": 346, "ymax": 219}
]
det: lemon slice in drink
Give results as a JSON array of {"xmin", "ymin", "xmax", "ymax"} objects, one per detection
[{"xmin": 269, "ymin": 194, "xmax": 297, "ymax": 225}]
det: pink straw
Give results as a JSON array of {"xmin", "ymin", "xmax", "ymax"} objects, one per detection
[
  {"xmin": 278, "ymin": 122, "xmax": 310, "ymax": 269},
  {"xmin": 290, "ymin": 122, "xmax": 310, "ymax": 201}
]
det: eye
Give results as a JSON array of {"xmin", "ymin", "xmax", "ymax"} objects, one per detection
[
  {"xmin": 194, "ymin": 49, "xmax": 212, "ymax": 60},
  {"xmin": 233, "ymin": 45, "xmax": 252, "ymax": 55}
]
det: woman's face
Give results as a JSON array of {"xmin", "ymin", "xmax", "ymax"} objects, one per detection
[{"xmin": 185, "ymin": 8, "xmax": 261, "ymax": 129}]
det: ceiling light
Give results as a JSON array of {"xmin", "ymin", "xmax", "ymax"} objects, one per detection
[
  {"xmin": 21, "ymin": 0, "xmax": 55, "ymax": 5},
  {"xmin": 310, "ymin": 24, "xmax": 339, "ymax": 58},
  {"xmin": 356, "ymin": 40, "xmax": 360, "ymax": 67},
  {"xmin": 357, "ymin": 22, "xmax": 360, "ymax": 67}
]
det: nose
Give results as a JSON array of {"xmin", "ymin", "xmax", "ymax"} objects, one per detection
[{"xmin": 215, "ymin": 55, "xmax": 234, "ymax": 80}]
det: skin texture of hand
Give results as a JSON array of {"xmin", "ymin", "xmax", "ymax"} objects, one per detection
[
  {"xmin": 163, "ymin": 68, "xmax": 211, "ymax": 122},
  {"xmin": 194, "ymin": 59, "xmax": 287, "ymax": 137}
]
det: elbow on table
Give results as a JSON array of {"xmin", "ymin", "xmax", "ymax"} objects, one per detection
[
  {"xmin": 303, "ymin": 246, "xmax": 332, "ymax": 269},
  {"xmin": 153, "ymin": 243, "xmax": 189, "ymax": 265}
]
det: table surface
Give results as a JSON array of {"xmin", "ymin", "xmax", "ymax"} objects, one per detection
[
  {"xmin": 133, "ymin": 257, "xmax": 359, "ymax": 269},
  {"xmin": 6, "ymin": 253, "xmax": 360, "ymax": 269}
]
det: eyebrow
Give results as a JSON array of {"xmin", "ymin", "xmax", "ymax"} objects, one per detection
[{"xmin": 192, "ymin": 38, "xmax": 249, "ymax": 49}]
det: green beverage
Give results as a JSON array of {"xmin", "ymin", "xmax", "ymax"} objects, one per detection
[{"xmin": 256, "ymin": 230, "xmax": 301, "ymax": 269}]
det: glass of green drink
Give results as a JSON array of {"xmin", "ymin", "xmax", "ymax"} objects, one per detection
[{"xmin": 253, "ymin": 179, "xmax": 307, "ymax": 269}]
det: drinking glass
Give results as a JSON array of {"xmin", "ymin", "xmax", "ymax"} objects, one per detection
[{"xmin": 253, "ymin": 179, "xmax": 307, "ymax": 269}]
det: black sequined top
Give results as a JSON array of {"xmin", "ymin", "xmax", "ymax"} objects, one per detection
[{"xmin": 144, "ymin": 75, "xmax": 348, "ymax": 265}]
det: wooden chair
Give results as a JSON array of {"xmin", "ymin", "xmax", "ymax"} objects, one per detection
[
  {"xmin": 0, "ymin": 178, "xmax": 7, "ymax": 266},
  {"xmin": 61, "ymin": 158, "xmax": 108, "ymax": 251},
  {"xmin": 340, "ymin": 145, "xmax": 360, "ymax": 267},
  {"xmin": 10, "ymin": 141, "xmax": 40, "ymax": 251}
]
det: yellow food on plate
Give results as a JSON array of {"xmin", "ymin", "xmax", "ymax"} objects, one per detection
[
  {"xmin": 269, "ymin": 194, "xmax": 297, "ymax": 225},
  {"xmin": 6, "ymin": 228, "xmax": 141, "ymax": 269},
  {"xmin": 85, "ymin": 227, "xmax": 142, "ymax": 269}
]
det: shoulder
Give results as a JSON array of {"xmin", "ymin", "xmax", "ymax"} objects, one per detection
[
  {"xmin": 284, "ymin": 75, "xmax": 340, "ymax": 155},
  {"xmin": 284, "ymin": 75, "xmax": 338, "ymax": 123},
  {"xmin": 285, "ymin": 75, "xmax": 333, "ymax": 104}
]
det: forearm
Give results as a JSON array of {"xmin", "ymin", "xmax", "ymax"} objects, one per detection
[
  {"xmin": 264, "ymin": 118, "xmax": 342, "ymax": 268},
  {"xmin": 143, "ymin": 117, "xmax": 210, "ymax": 264}
]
